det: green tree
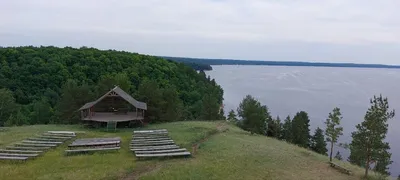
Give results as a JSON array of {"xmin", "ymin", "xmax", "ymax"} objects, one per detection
[
  {"xmin": 325, "ymin": 107, "xmax": 344, "ymax": 162},
  {"xmin": 201, "ymin": 88, "xmax": 220, "ymax": 120},
  {"xmin": 267, "ymin": 116, "xmax": 282, "ymax": 138},
  {"xmin": 349, "ymin": 95, "xmax": 395, "ymax": 178},
  {"xmin": 281, "ymin": 115, "xmax": 293, "ymax": 142},
  {"xmin": 292, "ymin": 111, "xmax": 311, "ymax": 148},
  {"xmin": 30, "ymin": 98, "xmax": 53, "ymax": 124},
  {"xmin": 218, "ymin": 108, "xmax": 226, "ymax": 120},
  {"xmin": 55, "ymin": 80, "xmax": 94, "ymax": 124},
  {"xmin": 227, "ymin": 109, "xmax": 237, "ymax": 122},
  {"xmin": 237, "ymin": 95, "xmax": 270, "ymax": 135},
  {"xmin": 310, "ymin": 127, "xmax": 328, "ymax": 155},
  {"xmin": 4, "ymin": 109, "xmax": 29, "ymax": 126},
  {"xmin": 137, "ymin": 80, "xmax": 163, "ymax": 122},
  {"xmin": 160, "ymin": 86, "xmax": 183, "ymax": 122},
  {"xmin": 334, "ymin": 151, "xmax": 343, "ymax": 160},
  {"xmin": 96, "ymin": 73, "xmax": 133, "ymax": 96},
  {"xmin": 397, "ymin": 174, "xmax": 400, "ymax": 180},
  {"xmin": 0, "ymin": 88, "xmax": 18, "ymax": 126}
]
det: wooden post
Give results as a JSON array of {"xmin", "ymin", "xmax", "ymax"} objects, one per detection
[{"xmin": 136, "ymin": 108, "xmax": 138, "ymax": 117}]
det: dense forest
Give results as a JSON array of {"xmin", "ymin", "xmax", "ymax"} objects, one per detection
[
  {"xmin": 0, "ymin": 46, "xmax": 224, "ymax": 126},
  {"xmin": 164, "ymin": 56, "xmax": 400, "ymax": 69}
]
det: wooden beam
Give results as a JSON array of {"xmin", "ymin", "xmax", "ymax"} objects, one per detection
[
  {"xmin": 0, "ymin": 149, "xmax": 43, "ymax": 154},
  {"xmin": 0, "ymin": 153, "xmax": 39, "ymax": 157},
  {"xmin": 0, "ymin": 156, "xmax": 29, "ymax": 160},
  {"xmin": 135, "ymin": 148, "xmax": 187, "ymax": 154}
]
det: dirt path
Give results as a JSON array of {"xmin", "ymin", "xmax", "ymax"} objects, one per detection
[
  {"xmin": 191, "ymin": 122, "xmax": 229, "ymax": 155},
  {"xmin": 120, "ymin": 163, "xmax": 162, "ymax": 180}
]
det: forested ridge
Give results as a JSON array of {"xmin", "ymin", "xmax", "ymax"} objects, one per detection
[
  {"xmin": 164, "ymin": 56, "xmax": 400, "ymax": 69},
  {"xmin": 0, "ymin": 46, "xmax": 224, "ymax": 126}
]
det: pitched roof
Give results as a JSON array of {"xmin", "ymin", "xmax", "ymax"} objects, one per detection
[{"xmin": 78, "ymin": 86, "xmax": 147, "ymax": 111}]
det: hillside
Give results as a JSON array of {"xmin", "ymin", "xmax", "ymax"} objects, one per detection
[
  {"xmin": 0, "ymin": 46, "xmax": 223, "ymax": 126},
  {"xmin": 0, "ymin": 121, "xmax": 382, "ymax": 180}
]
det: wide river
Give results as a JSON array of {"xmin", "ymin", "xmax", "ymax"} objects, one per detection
[{"xmin": 207, "ymin": 65, "xmax": 400, "ymax": 176}]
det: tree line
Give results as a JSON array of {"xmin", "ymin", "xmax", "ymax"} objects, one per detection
[
  {"xmin": 0, "ymin": 46, "xmax": 224, "ymax": 126},
  {"xmin": 228, "ymin": 94, "xmax": 395, "ymax": 178}
]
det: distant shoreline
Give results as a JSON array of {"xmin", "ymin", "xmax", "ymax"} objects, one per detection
[{"xmin": 163, "ymin": 56, "xmax": 400, "ymax": 70}]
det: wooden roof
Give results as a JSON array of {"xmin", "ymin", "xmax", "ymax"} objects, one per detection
[{"xmin": 78, "ymin": 86, "xmax": 147, "ymax": 111}]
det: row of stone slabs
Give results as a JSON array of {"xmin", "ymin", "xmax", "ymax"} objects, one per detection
[
  {"xmin": 0, "ymin": 131, "xmax": 76, "ymax": 161},
  {"xmin": 130, "ymin": 129, "xmax": 191, "ymax": 158}
]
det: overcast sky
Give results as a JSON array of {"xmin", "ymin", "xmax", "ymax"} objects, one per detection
[{"xmin": 1, "ymin": 0, "xmax": 400, "ymax": 64}]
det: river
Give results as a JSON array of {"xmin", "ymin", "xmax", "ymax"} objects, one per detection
[{"xmin": 206, "ymin": 65, "xmax": 400, "ymax": 176}]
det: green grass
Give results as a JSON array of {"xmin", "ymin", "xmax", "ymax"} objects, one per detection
[{"xmin": 0, "ymin": 121, "xmax": 385, "ymax": 180}]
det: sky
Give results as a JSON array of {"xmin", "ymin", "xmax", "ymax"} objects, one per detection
[{"xmin": 1, "ymin": 0, "xmax": 400, "ymax": 64}]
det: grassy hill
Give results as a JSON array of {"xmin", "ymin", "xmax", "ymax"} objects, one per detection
[{"xmin": 0, "ymin": 121, "xmax": 384, "ymax": 180}]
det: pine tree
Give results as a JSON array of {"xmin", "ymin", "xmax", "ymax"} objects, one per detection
[
  {"xmin": 218, "ymin": 108, "xmax": 226, "ymax": 120},
  {"xmin": 292, "ymin": 111, "xmax": 311, "ymax": 148},
  {"xmin": 281, "ymin": 115, "xmax": 293, "ymax": 142},
  {"xmin": 334, "ymin": 151, "xmax": 343, "ymax": 160},
  {"xmin": 267, "ymin": 116, "xmax": 283, "ymax": 138},
  {"xmin": 237, "ymin": 95, "xmax": 271, "ymax": 135},
  {"xmin": 349, "ymin": 95, "xmax": 395, "ymax": 178},
  {"xmin": 310, "ymin": 127, "xmax": 328, "ymax": 155},
  {"xmin": 227, "ymin": 109, "xmax": 237, "ymax": 122},
  {"xmin": 325, "ymin": 107, "xmax": 343, "ymax": 162},
  {"xmin": 275, "ymin": 116, "xmax": 283, "ymax": 139}
]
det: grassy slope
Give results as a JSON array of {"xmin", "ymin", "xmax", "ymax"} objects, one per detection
[{"xmin": 0, "ymin": 122, "xmax": 382, "ymax": 180}]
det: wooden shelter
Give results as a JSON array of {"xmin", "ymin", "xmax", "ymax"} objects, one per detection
[{"xmin": 78, "ymin": 86, "xmax": 147, "ymax": 126}]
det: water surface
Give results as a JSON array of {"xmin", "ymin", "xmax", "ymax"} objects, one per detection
[{"xmin": 207, "ymin": 65, "xmax": 400, "ymax": 176}]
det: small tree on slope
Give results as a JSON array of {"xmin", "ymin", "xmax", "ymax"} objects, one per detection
[
  {"xmin": 281, "ymin": 116, "xmax": 293, "ymax": 142},
  {"xmin": 292, "ymin": 111, "xmax": 311, "ymax": 148},
  {"xmin": 227, "ymin": 109, "xmax": 237, "ymax": 122},
  {"xmin": 311, "ymin": 127, "xmax": 328, "ymax": 155},
  {"xmin": 334, "ymin": 151, "xmax": 343, "ymax": 160},
  {"xmin": 237, "ymin": 95, "xmax": 271, "ymax": 135},
  {"xmin": 349, "ymin": 95, "xmax": 395, "ymax": 178},
  {"xmin": 325, "ymin": 107, "xmax": 343, "ymax": 162}
]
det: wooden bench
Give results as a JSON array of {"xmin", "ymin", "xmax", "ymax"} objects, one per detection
[
  {"xmin": 0, "ymin": 156, "xmax": 29, "ymax": 161},
  {"xmin": 133, "ymin": 135, "xmax": 169, "ymax": 138},
  {"xmin": 68, "ymin": 141, "xmax": 120, "ymax": 147},
  {"xmin": 130, "ymin": 145, "xmax": 179, "ymax": 151},
  {"xmin": 134, "ymin": 131, "xmax": 168, "ymax": 135},
  {"xmin": 131, "ymin": 141, "xmax": 175, "ymax": 146},
  {"xmin": 135, "ymin": 148, "xmax": 187, "ymax": 154},
  {"xmin": 133, "ymin": 137, "xmax": 171, "ymax": 141},
  {"xmin": 0, "ymin": 153, "xmax": 39, "ymax": 157},
  {"xmin": 28, "ymin": 138, "xmax": 66, "ymax": 142},
  {"xmin": 6, "ymin": 146, "xmax": 51, "ymax": 150},
  {"xmin": 38, "ymin": 136, "xmax": 72, "ymax": 140},
  {"xmin": 0, "ymin": 149, "xmax": 43, "ymax": 154},
  {"xmin": 134, "ymin": 129, "xmax": 168, "ymax": 133},
  {"xmin": 65, "ymin": 147, "xmax": 120, "ymax": 155},
  {"xmin": 131, "ymin": 140, "xmax": 174, "ymax": 143},
  {"xmin": 42, "ymin": 133, "xmax": 76, "ymax": 137},
  {"xmin": 15, "ymin": 143, "xmax": 57, "ymax": 147},
  {"xmin": 22, "ymin": 140, "xmax": 63, "ymax": 144},
  {"xmin": 135, "ymin": 151, "xmax": 191, "ymax": 158},
  {"xmin": 329, "ymin": 162, "xmax": 352, "ymax": 175}
]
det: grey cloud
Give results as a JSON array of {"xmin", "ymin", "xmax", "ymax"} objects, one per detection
[{"xmin": 0, "ymin": 0, "xmax": 400, "ymax": 64}]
